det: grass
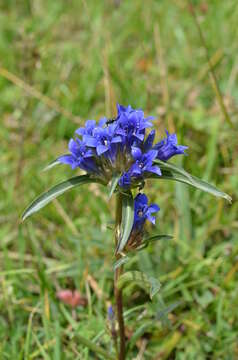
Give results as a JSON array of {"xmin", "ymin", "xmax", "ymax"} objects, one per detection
[{"xmin": 0, "ymin": 0, "xmax": 238, "ymax": 358}]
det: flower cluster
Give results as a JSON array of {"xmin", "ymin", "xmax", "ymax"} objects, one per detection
[{"xmin": 59, "ymin": 104, "xmax": 187, "ymax": 189}]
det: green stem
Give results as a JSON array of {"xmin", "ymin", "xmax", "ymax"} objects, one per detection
[{"xmin": 114, "ymin": 193, "xmax": 126, "ymax": 360}]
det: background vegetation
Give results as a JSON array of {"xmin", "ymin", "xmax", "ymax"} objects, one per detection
[{"xmin": 0, "ymin": 0, "xmax": 237, "ymax": 358}]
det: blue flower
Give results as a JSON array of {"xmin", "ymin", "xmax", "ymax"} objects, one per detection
[
  {"xmin": 133, "ymin": 193, "xmax": 160, "ymax": 230},
  {"xmin": 58, "ymin": 138, "xmax": 99, "ymax": 173},
  {"xmin": 116, "ymin": 104, "xmax": 154, "ymax": 147},
  {"xmin": 83, "ymin": 122, "xmax": 122, "ymax": 159},
  {"xmin": 75, "ymin": 120, "xmax": 96, "ymax": 137},
  {"xmin": 154, "ymin": 130, "xmax": 188, "ymax": 161},
  {"xmin": 129, "ymin": 147, "xmax": 161, "ymax": 177},
  {"xmin": 75, "ymin": 118, "xmax": 107, "ymax": 137}
]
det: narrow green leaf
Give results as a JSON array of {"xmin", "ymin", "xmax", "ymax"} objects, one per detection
[
  {"xmin": 42, "ymin": 156, "xmax": 65, "ymax": 172},
  {"xmin": 144, "ymin": 234, "xmax": 173, "ymax": 243},
  {"xmin": 108, "ymin": 174, "xmax": 120, "ymax": 198},
  {"xmin": 156, "ymin": 301, "xmax": 181, "ymax": 321},
  {"xmin": 22, "ymin": 175, "xmax": 102, "ymax": 221},
  {"xmin": 117, "ymin": 271, "xmax": 161, "ymax": 299},
  {"xmin": 152, "ymin": 160, "xmax": 232, "ymax": 203},
  {"xmin": 127, "ymin": 321, "xmax": 153, "ymax": 351},
  {"xmin": 155, "ymin": 159, "xmax": 193, "ymax": 181},
  {"xmin": 116, "ymin": 192, "xmax": 134, "ymax": 254},
  {"xmin": 136, "ymin": 234, "xmax": 172, "ymax": 251}
]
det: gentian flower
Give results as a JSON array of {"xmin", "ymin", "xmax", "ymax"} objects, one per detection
[
  {"xmin": 115, "ymin": 104, "xmax": 154, "ymax": 148},
  {"xmin": 57, "ymin": 104, "xmax": 188, "ymax": 189},
  {"xmin": 76, "ymin": 118, "xmax": 107, "ymax": 137},
  {"xmin": 133, "ymin": 193, "xmax": 160, "ymax": 231},
  {"xmin": 83, "ymin": 122, "xmax": 122, "ymax": 159},
  {"xmin": 154, "ymin": 130, "xmax": 188, "ymax": 161},
  {"xmin": 125, "ymin": 192, "xmax": 160, "ymax": 251},
  {"xmin": 58, "ymin": 139, "xmax": 99, "ymax": 173},
  {"xmin": 129, "ymin": 147, "xmax": 161, "ymax": 177}
]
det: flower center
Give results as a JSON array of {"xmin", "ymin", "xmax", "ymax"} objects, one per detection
[{"xmin": 137, "ymin": 210, "xmax": 143, "ymax": 217}]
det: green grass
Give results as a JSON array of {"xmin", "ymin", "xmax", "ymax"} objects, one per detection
[{"xmin": 0, "ymin": 0, "xmax": 238, "ymax": 358}]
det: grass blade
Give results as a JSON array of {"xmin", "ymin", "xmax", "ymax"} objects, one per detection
[{"xmin": 60, "ymin": 305, "xmax": 114, "ymax": 360}]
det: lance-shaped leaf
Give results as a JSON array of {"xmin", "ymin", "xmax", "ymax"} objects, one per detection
[
  {"xmin": 117, "ymin": 271, "xmax": 161, "ymax": 299},
  {"xmin": 151, "ymin": 160, "xmax": 232, "ymax": 203},
  {"xmin": 108, "ymin": 174, "xmax": 120, "ymax": 198},
  {"xmin": 42, "ymin": 156, "xmax": 67, "ymax": 172},
  {"xmin": 22, "ymin": 175, "xmax": 102, "ymax": 221},
  {"xmin": 143, "ymin": 234, "xmax": 173, "ymax": 243},
  {"xmin": 137, "ymin": 234, "xmax": 173, "ymax": 251},
  {"xmin": 116, "ymin": 192, "xmax": 134, "ymax": 254}
]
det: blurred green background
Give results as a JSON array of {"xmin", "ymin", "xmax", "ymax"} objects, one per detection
[{"xmin": 0, "ymin": 0, "xmax": 238, "ymax": 358}]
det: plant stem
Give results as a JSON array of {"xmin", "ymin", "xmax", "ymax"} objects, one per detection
[{"xmin": 114, "ymin": 193, "xmax": 126, "ymax": 360}]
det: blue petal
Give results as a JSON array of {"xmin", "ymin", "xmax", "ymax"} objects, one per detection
[
  {"xmin": 58, "ymin": 154, "xmax": 74, "ymax": 165},
  {"xmin": 116, "ymin": 128, "xmax": 126, "ymax": 136},
  {"xmin": 130, "ymin": 163, "xmax": 142, "ymax": 176},
  {"xmin": 147, "ymin": 165, "xmax": 161, "ymax": 176},
  {"xmin": 99, "ymin": 117, "xmax": 107, "ymax": 126},
  {"xmin": 75, "ymin": 128, "xmax": 85, "ymax": 136},
  {"xmin": 131, "ymin": 146, "xmax": 142, "ymax": 160},
  {"xmin": 96, "ymin": 144, "xmax": 108, "ymax": 155},
  {"xmin": 145, "ymin": 116, "xmax": 156, "ymax": 121},
  {"xmin": 85, "ymin": 120, "xmax": 96, "ymax": 128},
  {"xmin": 111, "ymin": 136, "xmax": 122, "ymax": 144},
  {"xmin": 133, "ymin": 132, "xmax": 144, "ymax": 141},
  {"xmin": 148, "ymin": 204, "xmax": 160, "ymax": 213},
  {"xmin": 153, "ymin": 139, "xmax": 165, "ymax": 150},
  {"xmin": 147, "ymin": 214, "xmax": 156, "ymax": 224},
  {"xmin": 135, "ymin": 193, "xmax": 148, "ymax": 206},
  {"xmin": 144, "ymin": 130, "xmax": 155, "ymax": 152},
  {"xmin": 84, "ymin": 149, "xmax": 94, "ymax": 158},
  {"xmin": 83, "ymin": 135, "xmax": 97, "ymax": 147},
  {"xmin": 143, "ymin": 150, "xmax": 158, "ymax": 164},
  {"xmin": 93, "ymin": 127, "xmax": 105, "ymax": 136},
  {"xmin": 68, "ymin": 139, "xmax": 78, "ymax": 153}
]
